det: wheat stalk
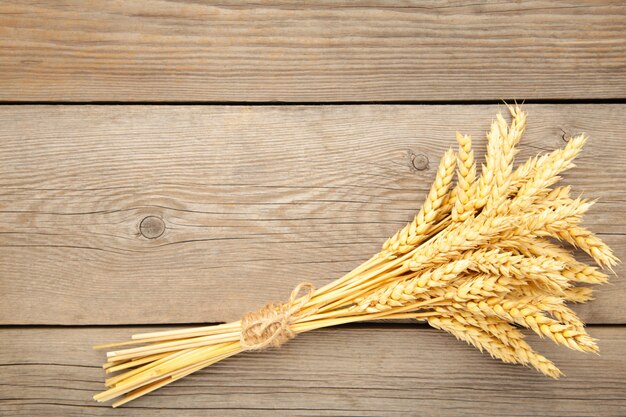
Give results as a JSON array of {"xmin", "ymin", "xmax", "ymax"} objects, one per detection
[{"xmin": 93, "ymin": 106, "xmax": 618, "ymax": 407}]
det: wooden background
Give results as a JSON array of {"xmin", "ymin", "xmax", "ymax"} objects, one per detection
[{"xmin": 1, "ymin": 1, "xmax": 625, "ymax": 416}]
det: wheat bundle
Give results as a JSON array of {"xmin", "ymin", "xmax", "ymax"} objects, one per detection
[{"xmin": 94, "ymin": 107, "xmax": 617, "ymax": 407}]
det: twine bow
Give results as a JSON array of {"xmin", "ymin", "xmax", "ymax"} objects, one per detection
[{"xmin": 240, "ymin": 282, "xmax": 315, "ymax": 350}]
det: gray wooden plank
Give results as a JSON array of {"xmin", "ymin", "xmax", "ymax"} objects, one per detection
[
  {"xmin": 1, "ymin": 1, "xmax": 625, "ymax": 101},
  {"xmin": 0, "ymin": 104, "xmax": 624, "ymax": 324},
  {"xmin": 0, "ymin": 326, "xmax": 624, "ymax": 416}
]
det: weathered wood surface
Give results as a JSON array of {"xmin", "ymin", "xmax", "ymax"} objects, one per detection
[
  {"xmin": 0, "ymin": 326, "xmax": 624, "ymax": 416},
  {"xmin": 0, "ymin": 104, "xmax": 624, "ymax": 325},
  {"xmin": 1, "ymin": 1, "xmax": 626, "ymax": 102}
]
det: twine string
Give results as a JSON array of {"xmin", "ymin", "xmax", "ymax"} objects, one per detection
[{"xmin": 240, "ymin": 282, "xmax": 315, "ymax": 350}]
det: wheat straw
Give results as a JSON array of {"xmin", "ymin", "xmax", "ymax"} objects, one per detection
[{"xmin": 94, "ymin": 106, "xmax": 617, "ymax": 406}]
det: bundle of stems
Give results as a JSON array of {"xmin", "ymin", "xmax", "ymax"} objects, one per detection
[{"xmin": 95, "ymin": 106, "xmax": 617, "ymax": 407}]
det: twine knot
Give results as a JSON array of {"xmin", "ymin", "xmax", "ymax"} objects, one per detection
[{"xmin": 240, "ymin": 282, "xmax": 315, "ymax": 350}]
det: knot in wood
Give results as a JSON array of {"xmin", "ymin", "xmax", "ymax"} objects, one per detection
[
  {"xmin": 411, "ymin": 153, "xmax": 429, "ymax": 171},
  {"xmin": 139, "ymin": 216, "xmax": 165, "ymax": 239},
  {"xmin": 240, "ymin": 282, "xmax": 315, "ymax": 351}
]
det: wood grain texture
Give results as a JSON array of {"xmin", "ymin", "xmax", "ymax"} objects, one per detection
[
  {"xmin": 0, "ymin": 104, "xmax": 624, "ymax": 325},
  {"xmin": 0, "ymin": 325, "xmax": 624, "ymax": 416},
  {"xmin": 1, "ymin": 0, "xmax": 626, "ymax": 102}
]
